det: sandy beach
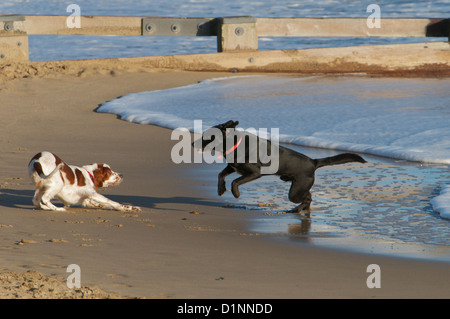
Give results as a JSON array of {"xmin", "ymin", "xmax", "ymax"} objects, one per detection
[{"xmin": 0, "ymin": 62, "xmax": 449, "ymax": 299}]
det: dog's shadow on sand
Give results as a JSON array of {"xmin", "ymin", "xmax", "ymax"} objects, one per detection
[
  {"xmin": 0, "ymin": 188, "xmax": 221, "ymax": 212},
  {"xmin": 0, "ymin": 188, "xmax": 34, "ymax": 209},
  {"xmin": 105, "ymin": 194, "xmax": 222, "ymax": 212}
]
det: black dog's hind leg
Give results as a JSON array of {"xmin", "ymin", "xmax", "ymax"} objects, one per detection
[
  {"xmin": 287, "ymin": 192, "xmax": 312, "ymax": 216},
  {"xmin": 231, "ymin": 173, "xmax": 262, "ymax": 199},
  {"xmin": 286, "ymin": 177, "xmax": 314, "ymax": 216},
  {"xmin": 218, "ymin": 164, "xmax": 235, "ymax": 196}
]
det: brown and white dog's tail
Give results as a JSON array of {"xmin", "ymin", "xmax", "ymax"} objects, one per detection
[
  {"xmin": 28, "ymin": 156, "xmax": 63, "ymax": 180},
  {"xmin": 37, "ymin": 163, "xmax": 64, "ymax": 179}
]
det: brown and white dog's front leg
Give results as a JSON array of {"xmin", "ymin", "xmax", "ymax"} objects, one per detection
[{"xmin": 83, "ymin": 193, "xmax": 141, "ymax": 212}]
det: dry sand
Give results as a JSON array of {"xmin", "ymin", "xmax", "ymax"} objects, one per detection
[{"xmin": 0, "ymin": 63, "xmax": 449, "ymax": 299}]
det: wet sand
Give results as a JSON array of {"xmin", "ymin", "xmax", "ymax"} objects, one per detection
[{"xmin": 0, "ymin": 65, "xmax": 449, "ymax": 298}]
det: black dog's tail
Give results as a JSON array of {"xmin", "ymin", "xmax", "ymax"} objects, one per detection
[{"xmin": 314, "ymin": 153, "xmax": 366, "ymax": 169}]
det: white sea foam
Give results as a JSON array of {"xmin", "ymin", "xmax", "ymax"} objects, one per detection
[
  {"xmin": 97, "ymin": 75, "xmax": 450, "ymax": 218},
  {"xmin": 98, "ymin": 75, "xmax": 450, "ymax": 164},
  {"xmin": 431, "ymin": 185, "xmax": 450, "ymax": 219}
]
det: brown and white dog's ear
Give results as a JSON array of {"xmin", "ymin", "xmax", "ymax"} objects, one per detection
[
  {"xmin": 92, "ymin": 164, "xmax": 109, "ymax": 188},
  {"xmin": 92, "ymin": 163, "xmax": 122, "ymax": 188}
]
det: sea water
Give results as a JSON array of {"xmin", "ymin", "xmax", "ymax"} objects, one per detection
[
  {"xmin": 0, "ymin": 0, "xmax": 449, "ymax": 60},
  {"xmin": 97, "ymin": 75, "xmax": 450, "ymax": 261}
]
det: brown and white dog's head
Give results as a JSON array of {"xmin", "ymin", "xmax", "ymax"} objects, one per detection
[{"xmin": 84, "ymin": 163, "xmax": 123, "ymax": 189}]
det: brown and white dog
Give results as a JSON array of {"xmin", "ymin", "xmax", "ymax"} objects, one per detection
[{"xmin": 28, "ymin": 151, "xmax": 141, "ymax": 212}]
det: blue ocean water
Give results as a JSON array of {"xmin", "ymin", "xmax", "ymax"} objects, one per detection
[{"xmin": 0, "ymin": 0, "xmax": 448, "ymax": 60}]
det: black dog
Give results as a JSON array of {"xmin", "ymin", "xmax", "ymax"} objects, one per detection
[{"xmin": 193, "ymin": 120, "xmax": 367, "ymax": 215}]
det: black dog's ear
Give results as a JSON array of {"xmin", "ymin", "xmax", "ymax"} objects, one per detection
[
  {"xmin": 221, "ymin": 120, "xmax": 239, "ymax": 128},
  {"xmin": 216, "ymin": 120, "xmax": 239, "ymax": 131},
  {"xmin": 221, "ymin": 120, "xmax": 234, "ymax": 127}
]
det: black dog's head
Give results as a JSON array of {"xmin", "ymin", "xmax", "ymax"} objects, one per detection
[
  {"xmin": 215, "ymin": 120, "xmax": 239, "ymax": 130},
  {"xmin": 192, "ymin": 120, "xmax": 239, "ymax": 152}
]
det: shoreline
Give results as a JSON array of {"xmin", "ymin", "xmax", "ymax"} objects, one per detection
[
  {"xmin": 192, "ymin": 146, "xmax": 450, "ymax": 263},
  {"xmin": 1, "ymin": 67, "xmax": 449, "ymax": 298}
]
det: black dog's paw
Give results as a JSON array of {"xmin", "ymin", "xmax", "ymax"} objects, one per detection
[
  {"xmin": 231, "ymin": 184, "xmax": 240, "ymax": 198},
  {"xmin": 286, "ymin": 208, "xmax": 310, "ymax": 215},
  {"xmin": 286, "ymin": 203, "xmax": 311, "ymax": 216},
  {"xmin": 285, "ymin": 208, "xmax": 300, "ymax": 214},
  {"xmin": 285, "ymin": 209, "xmax": 311, "ymax": 218},
  {"xmin": 218, "ymin": 182, "xmax": 227, "ymax": 196}
]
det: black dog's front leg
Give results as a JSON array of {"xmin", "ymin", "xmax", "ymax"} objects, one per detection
[
  {"xmin": 231, "ymin": 173, "xmax": 262, "ymax": 199},
  {"xmin": 218, "ymin": 165, "xmax": 235, "ymax": 196}
]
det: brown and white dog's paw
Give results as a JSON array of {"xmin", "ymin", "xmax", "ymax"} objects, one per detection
[{"xmin": 120, "ymin": 205, "xmax": 141, "ymax": 212}]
